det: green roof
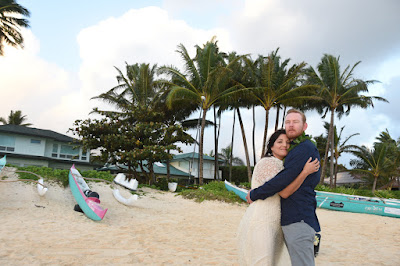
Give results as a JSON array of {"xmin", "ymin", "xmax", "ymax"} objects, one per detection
[
  {"xmin": 0, "ymin": 125, "xmax": 75, "ymax": 143},
  {"xmin": 172, "ymin": 152, "xmax": 224, "ymax": 162}
]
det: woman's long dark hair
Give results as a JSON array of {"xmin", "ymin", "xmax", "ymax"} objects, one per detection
[{"xmin": 264, "ymin": 129, "xmax": 286, "ymax": 157}]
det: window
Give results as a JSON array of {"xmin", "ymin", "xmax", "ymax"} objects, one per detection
[
  {"xmin": 0, "ymin": 135, "xmax": 15, "ymax": 152},
  {"xmin": 31, "ymin": 139, "xmax": 41, "ymax": 144},
  {"xmin": 52, "ymin": 144, "xmax": 58, "ymax": 158},
  {"xmin": 81, "ymin": 149, "xmax": 87, "ymax": 161},
  {"xmin": 60, "ymin": 144, "xmax": 79, "ymax": 159}
]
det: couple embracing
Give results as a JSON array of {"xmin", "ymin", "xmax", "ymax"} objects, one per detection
[{"xmin": 238, "ymin": 109, "xmax": 321, "ymax": 266}]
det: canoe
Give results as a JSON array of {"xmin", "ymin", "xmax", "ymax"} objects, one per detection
[
  {"xmin": 224, "ymin": 180, "xmax": 248, "ymax": 201},
  {"xmin": 69, "ymin": 165, "xmax": 107, "ymax": 221},
  {"xmin": 225, "ymin": 180, "xmax": 400, "ymax": 218},
  {"xmin": 0, "ymin": 155, "xmax": 6, "ymax": 172},
  {"xmin": 316, "ymin": 191, "xmax": 400, "ymax": 207},
  {"xmin": 316, "ymin": 191, "xmax": 400, "ymax": 218}
]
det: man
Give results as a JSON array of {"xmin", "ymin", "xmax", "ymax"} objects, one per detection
[{"xmin": 246, "ymin": 109, "xmax": 321, "ymax": 266}]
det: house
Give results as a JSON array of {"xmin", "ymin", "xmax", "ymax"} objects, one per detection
[
  {"xmin": 99, "ymin": 152, "xmax": 223, "ymax": 182},
  {"xmin": 324, "ymin": 172, "xmax": 367, "ymax": 186},
  {"xmin": 170, "ymin": 152, "xmax": 223, "ymax": 180},
  {"xmin": 0, "ymin": 124, "xmax": 100, "ymax": 171}
]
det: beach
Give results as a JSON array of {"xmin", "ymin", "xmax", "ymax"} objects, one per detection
[{"xmin": 0, "ymin": 167, "xmax": 399, "ymax": 265}]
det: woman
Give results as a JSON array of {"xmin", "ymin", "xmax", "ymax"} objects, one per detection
[{"xmin": 237, "ymin": 129, "xmax": 319, "ymax": 266}]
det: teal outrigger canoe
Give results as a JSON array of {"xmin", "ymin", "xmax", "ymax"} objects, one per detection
[
  {"xmin": 225, "ymin": 180, "xmax": 400, "ymax": 218},
  {"xmin": 0, "ymin": 155, "xmax": 6, "ymax": 172},
  {"xmin": 225, "ymin": 180, "xmax": 248, "ymax": 201},
  {"xmin": 316, "ymin": 191, "xmax": 400, "ymax": 218},
  {"xmin": 69, "ymin": 165, "xmax": 107, "ymax": 221}
]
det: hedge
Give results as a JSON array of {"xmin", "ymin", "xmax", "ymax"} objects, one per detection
[{"xmin": 220, "ymin": 165, "xmax": 254, "ymax": 184}]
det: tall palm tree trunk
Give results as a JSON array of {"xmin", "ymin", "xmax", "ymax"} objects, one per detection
[
  {"xmin": 213, "ymin": 106, "xmax": 219, "ymax": 180},
  {"xmin": 216, "ymin": 113, "xmax": 221, "ymax": 179},
  {"xmin": 329, "ymin": 109, "xmax": 335, "ymax": 188},
  {"xmin": 237, "ymin": 108, "xmax": 252, "ymax": 183},
  {"xmin": 372, "ymin": 175, "xmax": 378, "ymax": 193},
  {"xmin": 229, "ymin": 110, "xmax": 236, "ymax": 182},
  {"xmin": 199, "ymin": 108, "xmax": 207, "ymax": 185},
  {"xmin": 275, "ymin": 105, "xmax": 280, "ymax": 131},
  {"xmin": 281, "ymin": 106, "xmax": 287, "ymax": 128},
  {"xmin": 261, "ymin": 109, "xmax": 270, "ymax": 158},
  {"xmin": 320, "ymin": 112, "xmax": 333, "ymax": 185},
  {"xmin": 252, "ymin": 106, "xmax": 257, "ymax": 165},
  {"xmin": 334, "ymin": 154, "xmax": 339, "ymax": 187}
]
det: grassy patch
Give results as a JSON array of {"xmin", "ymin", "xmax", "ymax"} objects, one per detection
[
  {"xmin": 178, "ymin": 181, "xmax": 246, "ymax": 204},
  {"xmin": 11, "ymin": 165, "xmax": 113, "ymax": 187}
]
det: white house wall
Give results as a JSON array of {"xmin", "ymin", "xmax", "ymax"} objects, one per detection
[
  {"xmin": 14, "ymin": 135, "xmax": 46, "ymax": 156},
  {"xmin": 0, "ymin": 133, "xmax": 90, "ymax": 165},
  {"xmin": 171, "ymin": 159, "xmax": 222, "ymax": 180}
]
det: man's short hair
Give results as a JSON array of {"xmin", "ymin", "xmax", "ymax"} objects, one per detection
[{"xmin": 286, "ymin": 109, "xmax": 306, "ymax": 123}]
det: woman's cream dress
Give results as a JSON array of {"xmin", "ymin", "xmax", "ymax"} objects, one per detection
[{"xmin": 237, "ymin": 156, "xmax": 291, "ymax": 266}]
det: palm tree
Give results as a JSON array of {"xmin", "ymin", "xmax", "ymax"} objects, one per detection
[
  {"xmin": 327, "ymin": 123, "xmax": 359, "ymax": 187},
  {"xmin": 0, "ymin": 0, "xmax": 30, "ymax": 55},
  {"xmin": 159, "ymin": 38, "xmax": 244, "ymax": 185},
  {"xmin": 218, "ymin": 144, "xmax": 244, "ymax": 166},
  {"xmin": 374, "ymin": 130, "xmax": 400, "ymax": 190},
  {"xmin": 92, "ymin": 63, "xmax": 166, "ymax": 184},
  {"xmin": 306, "ymin": 54, "xmax": 388, "ymax": 185},
  {"xmin": 244, "ymin": 49, "xmax": 312, "ymax": 157},
  {"xmin": 222, "ymin": 52, "xmax": 255, "ymax": 182},
  {"xmin": 93, "ymin": 63, "xmax": 159, "ymax": 111},
  {"xmin": 0, "ymin": 110, "xmax": 32, "ymax": 126},
  {"xmin": 349, "ymin": 144, "xmax": 391, "ymax": 193}
]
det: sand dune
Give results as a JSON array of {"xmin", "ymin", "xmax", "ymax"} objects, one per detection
[{"xmin": 0, "ymin": 167, "xmax": 399, "ymax": 265}]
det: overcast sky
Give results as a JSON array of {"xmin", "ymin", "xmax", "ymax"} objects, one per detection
[{"xmin": 1, "ymin": 0, "xmax": 399, "ymax": 166}]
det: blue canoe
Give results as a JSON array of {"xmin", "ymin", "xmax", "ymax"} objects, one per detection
[
  {"xmin": 316, "ymin": 191, "xmax": 400, "ymax": 218},
  {"xmin": 225, "ymin": 180, "xmax": 400, "ymax": 218},
  {"xmin": 0, "ymin": 155, "xmax": 6, "ymax": 172},
  {"xmin": 224, "ymin": 180, "xmax": 248, "ymax": 201}
]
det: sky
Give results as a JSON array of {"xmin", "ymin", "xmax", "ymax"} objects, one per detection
[{"xmin": 1, "ymin": 0, "xmax": 400, "ymax": 166}]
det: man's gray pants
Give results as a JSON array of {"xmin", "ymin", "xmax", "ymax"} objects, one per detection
[{"xmin": 282, "ymin": 221, "xmax": 315, "ymax": 266}]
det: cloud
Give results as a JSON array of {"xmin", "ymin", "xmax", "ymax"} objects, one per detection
[
  {"xmin": 77, "ymin": 6, "xmax": 232, "ymax": 103},
  {"xmin": 0, "ymin": 30, "xmax": 78, "ymax": 134},
  {"xmin": 228, "ymin": 0, "xmax": 400, "ymax": 69}
]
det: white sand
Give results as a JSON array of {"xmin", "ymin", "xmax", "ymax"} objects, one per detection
[{"xmin": 0, "ymin": 167, "xmax": 399, "ymax": 265}]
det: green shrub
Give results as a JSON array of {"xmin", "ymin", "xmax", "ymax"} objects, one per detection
[
  {"xmin": 154, "ymin": 177, "xmax": 169, "ymax": 191},
  {"xmin": 239, "ymin": 182, "xmax": 251, "ymax": 189},
  {"xmin": 16, "ymin": 166, "xmax": 69, "ymax": 187},
  {"xmin": 179, "ymin": 181, "xmax": 245, "ymax": 204},
  {"xmin": 81, "ymin": 170, "xmax": 113, "ymax": 183},
  {"xmin": 13, "ymin": 166, "xmax": 114, "ymax": 188},
  {"xmin": 220, "ymin": 166, "xmax": 254, "ymax": 184}
]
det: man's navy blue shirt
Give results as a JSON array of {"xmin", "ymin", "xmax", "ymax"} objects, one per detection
[{"xmin": 250, "ymin": 139, "xmax": 321, "ymax": 232}]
